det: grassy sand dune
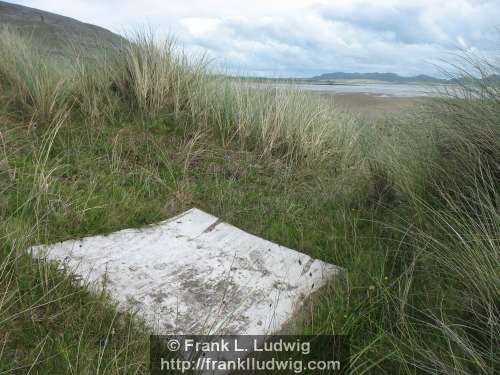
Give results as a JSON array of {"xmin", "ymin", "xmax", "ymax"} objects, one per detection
[{"xmin": 0, "ymin": 28, "xmax": 498, "ymax": 374}]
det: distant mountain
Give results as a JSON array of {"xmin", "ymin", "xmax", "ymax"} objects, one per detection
[
  {"xmin": 0, "ymin": 1, "xmax": 124, "ymax": 55},
  {"xmin": 484, "ymin": 73, "xmax": 500, "ymax": 83},
  {"xmin": 312, "ymin": 72, "xmax": 448, "ymax": 83}
]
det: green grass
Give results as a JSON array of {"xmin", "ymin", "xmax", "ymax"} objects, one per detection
[{"xmin": 0, "ymin": 27, "xmax": 498, "ymax": 374}]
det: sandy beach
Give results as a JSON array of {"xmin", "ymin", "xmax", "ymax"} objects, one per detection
[{"xmin": 328, "ymin": 92, "xmax": 426, "ymax": 119}]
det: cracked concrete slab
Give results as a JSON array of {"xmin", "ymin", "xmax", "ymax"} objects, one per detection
[{"xmin": 30, "ymin": 208, "xmax": 343, "ymax": 335}]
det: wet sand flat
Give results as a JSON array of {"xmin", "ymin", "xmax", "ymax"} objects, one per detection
[{"xmin": 329, "ymin": 93, "xmax": 426, "ymax": 119}]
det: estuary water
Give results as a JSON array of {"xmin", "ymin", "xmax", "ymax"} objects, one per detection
[{"xmin": 262, "ymin": 82, "xmax": 454, "ymax": 97}]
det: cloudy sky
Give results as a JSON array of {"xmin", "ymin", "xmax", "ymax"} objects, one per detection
[{"xmin": 10, "ymin": 0, "xmax": 500, "ymax": 77}]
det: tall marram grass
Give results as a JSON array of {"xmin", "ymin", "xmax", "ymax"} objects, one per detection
[
  {"xmin": 105, "ymin": 29, "xmax": 207, "ymax": 120},
  {"xmin": 102, "ymin": 30, "xmax": 360, "ymax": 165},
  {"xmin": 348, "ymin": 56, "xmax": 500, "ymax": 374},
  {"xmin": 0, "ymin": 26, "xmax": 360, "ymax": 166},
  {"xmin": 376, "ymin": 163, "xmax": 499, "ymax": 374},
  {"xmin": 397, "ymin": 176, "xmax": 499, "ymax": 374},
  {"xmin": 192, "ymin": 79, "xmax": 361, "ymax": 164},
  {"xmin": 0, "ymin": 27, "xmax": 69, "ymax": 127},
  {"xmin": 408, "ymin": 63, "xmax": 500, "ymax": 373}
]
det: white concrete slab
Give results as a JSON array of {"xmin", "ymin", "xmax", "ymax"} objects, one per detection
[{"xmin": 30, "ymin": 208, "xmax": 342, "ymax": 335}]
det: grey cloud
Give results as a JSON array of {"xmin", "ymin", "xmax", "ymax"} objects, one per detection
[
  {"xmin": 316, "ymin": 4, "xmax": 434, "ymax": 45},
  {"xmin": 318, "ymin": 1, "xmax": 500, "ymax": 50},
  {"xmin": 11, "ymin": 0, "xmax": 500, "ymax": 77},
  {"xmin": 180, "ymin": 16, "xmax": 445, "ymax": 76},
  {"xmin": 178, "ymin": 1, "xmax": 499, "ymax": 76}
]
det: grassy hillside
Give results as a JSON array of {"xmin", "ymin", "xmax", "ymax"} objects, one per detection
[
  {"xmin": 0, "ymin": 21, "xmax": 498, "ymax": 375},
  {"xmin": 0, "ymin": 1, "xmax": 124, "ymax": 55}
]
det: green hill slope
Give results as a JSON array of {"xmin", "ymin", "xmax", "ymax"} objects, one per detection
[{"xmin": 0, "ymin": 0, "xmax": 124, "ymax": 54}]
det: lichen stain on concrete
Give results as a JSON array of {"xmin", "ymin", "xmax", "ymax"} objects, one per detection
[{"xmin": 30, "ymin": 208, "xmax": 343, "ymax": 335}]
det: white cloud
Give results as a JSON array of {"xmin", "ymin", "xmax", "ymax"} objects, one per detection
[
  {"xmin": 9, "ymin": 0, "xmax": 500, "ymax": 77},
  {"xmin": 180, "ymin": 18, "xmax": 222, "ymax": 37}
]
